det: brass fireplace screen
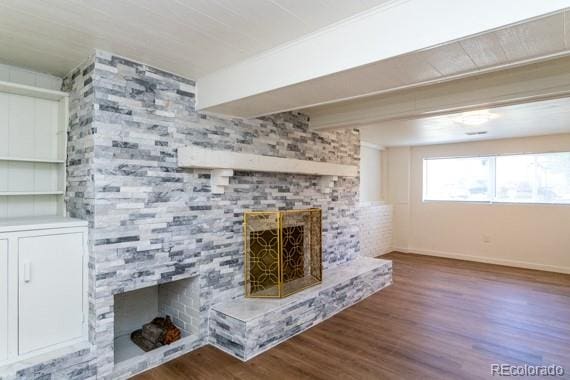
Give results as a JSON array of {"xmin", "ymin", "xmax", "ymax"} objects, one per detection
[{"xmin": 243, "ymin": 208, "xmax": 322, "ymax": 298}]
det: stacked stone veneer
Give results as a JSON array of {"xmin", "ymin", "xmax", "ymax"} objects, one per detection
[
  {"xmin": 60, "ymin": 50, "xmax": 361, "ymax": 379},
  {"xmin": 210, "ymin": 257, "xmax": 392, "ymax": 361},
  {"xmin": 360, "ymin": 202, "xmax": 393, "ymax": 258}
]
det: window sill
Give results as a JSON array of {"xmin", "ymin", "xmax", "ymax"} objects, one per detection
[{"xmin": 422, "ymin": 199, "xmax": 570, "ymax": 206}]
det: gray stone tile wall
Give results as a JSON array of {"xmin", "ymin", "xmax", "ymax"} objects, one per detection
[{"xmin": 51, "ymin": 49, "xmax": 362, "ymax": 379}]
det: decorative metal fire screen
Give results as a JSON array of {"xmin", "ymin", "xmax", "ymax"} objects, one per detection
[{"xmin": 243, "ymin": 208, "xmax": 322, "ymax": 298}]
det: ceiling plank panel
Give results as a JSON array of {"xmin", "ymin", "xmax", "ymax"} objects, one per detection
[
  {"xmin": 212, "ymin": 0, "xmax": 310, "ymax": 50},
  {"xmin": 271, "ymin": 0, "xmax": 391, "ymax": 28},
  {"xmin": 564, "ymin": 10, "xmax": 570, "ymax": 48},
  {"xmin": 496, "ymin": 13, "xmax": 566, "ymax": 62},
  {"xmin": 459, "ymin": 32, "xmax": 510, "ymax": 69},
  {"xmin": 419, "ymin": 42, "xmax": 478, "ymax": 76},
  {"xmin": 0, "ymin": 36, "xmax": 80, "ymax": 77},
  {"xmin": 0, "ymin": 2, "xmax": 206, "ymax": 76},
  {"xmin": 395, "ymin": 54, "xmax": 443, "ymax": 83},
  {"xmin": 0, "ymin": 0, "xmax": 391, "ymax": 78}
]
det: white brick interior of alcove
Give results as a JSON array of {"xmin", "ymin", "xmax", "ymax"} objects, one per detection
[
  {"xmin": 360, "ymin": 202, "xmax": 393, "ymax": 258},
  {"xmin": 113, "ymin": 276, "xmax": 200, "ymax": 365}
]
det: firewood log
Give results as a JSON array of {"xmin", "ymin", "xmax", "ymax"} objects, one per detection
[{"xmin": 142, "ymin": 322, "xmax": 164, "ymax": 344}]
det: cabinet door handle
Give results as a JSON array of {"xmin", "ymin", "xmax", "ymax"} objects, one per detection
[{"xmin": 23, "ymin": 261, "xmax": 31, "ymax": 283}]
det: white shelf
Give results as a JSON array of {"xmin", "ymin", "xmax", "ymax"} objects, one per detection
[
  {"xmin": 0, "ymin": 192, "xmax": 64, "ymax": 196},
  {"xmin": 178, "ymin": 145, "xmax": 358, "ymax": 194},
  {"xmin": 0, "ymin": 80, "xmax": 68, "ymax": 101},
  {"xmin": 179, "ymin": 145, "xmax": 358, "ymax": 177},
  {"xmin": 0, "ymin": 216, "xmax": 87, "ymax": 233},
  {"xmin": 0, "ymin": 157, "xmax": 64, "ymax": 164},
  {"xmin": 0, "ymin": 80, "xmax": 68, "ymax": 218}
]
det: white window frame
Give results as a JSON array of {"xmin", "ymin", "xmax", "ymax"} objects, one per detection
[{"xmin": 422, "ymin": 151, "xmax": 570, "ymax": 206}]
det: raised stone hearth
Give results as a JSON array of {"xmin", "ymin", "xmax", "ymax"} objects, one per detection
[{"xmin": 209, "ymin": 257, "xmax": 392, "ymax": 361}]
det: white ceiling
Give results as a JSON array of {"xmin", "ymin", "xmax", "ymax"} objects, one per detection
[
  {"xmin": 359, "ymin": 97, "xmax": 570, "ymax": 147},
  {"xmin": 0, "ymin": 0, "xmax": 392, "ymax": 78}
]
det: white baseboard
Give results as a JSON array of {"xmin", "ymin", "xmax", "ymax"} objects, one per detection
[
  {"xmin": 374, "ymin": 250, "xmax": 393, "ymax": 257},
  {"xmin": 386, "ymin": 247, "xmax": 570, "ymax": 275}
]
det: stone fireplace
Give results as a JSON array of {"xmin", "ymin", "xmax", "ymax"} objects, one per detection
[
  {"xmin": 53, "ymin": 50, "xmax": 391, "ymax": 380},
  {"xmin": 244, "ymin": 208, "xmax": 322, "ymax": 298}
]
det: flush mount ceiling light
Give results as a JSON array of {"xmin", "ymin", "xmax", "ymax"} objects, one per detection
[
  {"xmin": 452, "ymin": 110, "xmax": 500, "ymax": 126},
  {"xmin": 465, "ymin": 131, "xmax": 488, "ymax": 136}
]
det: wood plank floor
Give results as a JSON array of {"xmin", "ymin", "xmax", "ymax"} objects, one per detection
[{"xmin": 134, "ymin": 252, "xmax": 570, "ymax": 379}]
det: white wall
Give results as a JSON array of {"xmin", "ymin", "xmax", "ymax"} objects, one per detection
[
  {"xmin": 359, "ymin": 143, "xmax": 384, "ymax": 203},
  {"xmin": 387, "ymin": 134, "xmax": 570, "ymax": 274},
  {"xmin": 387, "ymin": 146, "xmax": 411, "ymax": 250},
  {"xmin": 359, "ymin": 142, "xmax": 393, "ymax": 256}
]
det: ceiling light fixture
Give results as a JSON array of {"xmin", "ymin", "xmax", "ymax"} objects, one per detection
[
  {"xmin": 465, "ymin": 131, "xmax": 488, "ymax": 136},
  {"xmin": 452, "ymin": 110, "xmax": 499, "ymax": 126}
]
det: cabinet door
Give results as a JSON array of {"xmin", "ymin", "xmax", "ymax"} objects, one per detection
[
  {"xmin": 18, "ymin": 233, "xmax": 84, "ymax": 355},
  {"xmin": 0, "ymin": 239, "xmax": 7, "ymax": 362}
]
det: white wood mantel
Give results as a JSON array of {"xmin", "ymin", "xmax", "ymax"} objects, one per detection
[{"xmin": 178, "ymin": 146, "xmax": 358, "ymax": 194}]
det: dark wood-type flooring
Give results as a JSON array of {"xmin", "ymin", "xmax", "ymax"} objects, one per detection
[{"xmin": 135, "ymin": 252, "xmax": 570, "ymax": 379}]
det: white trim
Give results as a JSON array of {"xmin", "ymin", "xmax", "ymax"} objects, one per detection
[
  {"xmin": 178, "ymin": 146, "xmax": 357, "ymax": 177},
  {"xmin": 394, "ymin": 247, "xmax": 570, "ymax": 275},
  {"xmin": 360, "ymin": 141, "xmax": 384, "ymax": 151},
  {"xmin": 422, "ymin": 152, "xmax": 570, "ymax": 206},
  {"xmin": 178, "ymin": 146, "xmax": 356, "ymax": 194},
  {"xmin": 358, "ymin": 200, "xmax": 389, "ymax": 207},
  {"xmin": 0, "ymin": 157, "xmax": 65, "ymax": 164},
  {"xmin": 0, "ymin": 192, "xmax": 65, "ymax": 197},
  {"xmin": 374, "ymin": 250, "xmax": 394, "ymax": 257},
  {"xmin": 0, "ymin": 80, "xmax": 67, "ymax": 101}
]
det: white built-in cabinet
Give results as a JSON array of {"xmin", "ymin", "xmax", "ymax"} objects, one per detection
[
  {"xmin": 0, "ymin": 80, "xmax": 68, "ymax": 218},
  {"xmin": 0, "ymin": 238, "xmax": 8, "ymax": 362},
  {"xmin": 0, "ymin": 74, "xmax": 88, "ymax": 366},
  {"xmin": 0, "ymin": 218, "xmax": 88, "ymax": 364}
]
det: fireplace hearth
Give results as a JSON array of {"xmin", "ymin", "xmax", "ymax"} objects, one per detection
[{"xmin": 243, "ymin": 208, "xmax": 322, "ymax": 298}]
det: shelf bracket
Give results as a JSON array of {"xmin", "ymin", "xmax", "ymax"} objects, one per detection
[
  {"xmin": 210, "ymin": 169, "xmax": 234, "ymax": 194},
  {"xmin": 319, "ymin": 175, "xmax": 338, "ymax": 194}
]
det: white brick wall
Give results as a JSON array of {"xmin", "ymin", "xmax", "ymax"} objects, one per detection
[
  {"xmin": 114, "ymin": 276, "xmax": 200, "ymax": 342},
  {"xmin": 158, "ymin": 277, "xmax": 200, "ymax": 337},
  {"xmin": 360, "ymin": 202, "xmax": 393, "ymax": 258}
]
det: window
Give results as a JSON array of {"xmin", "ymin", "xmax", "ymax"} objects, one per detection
[
  {"xmin": 423, "ymin": 152, "xmax": 570, "ymax": 204},
  {"xmin": 424, "ymin": 157, "xmax": 491, "ymax": 201},
  {"xmin": 495, "ymin": 152, "xmax": 570, "ymax": 204}
]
